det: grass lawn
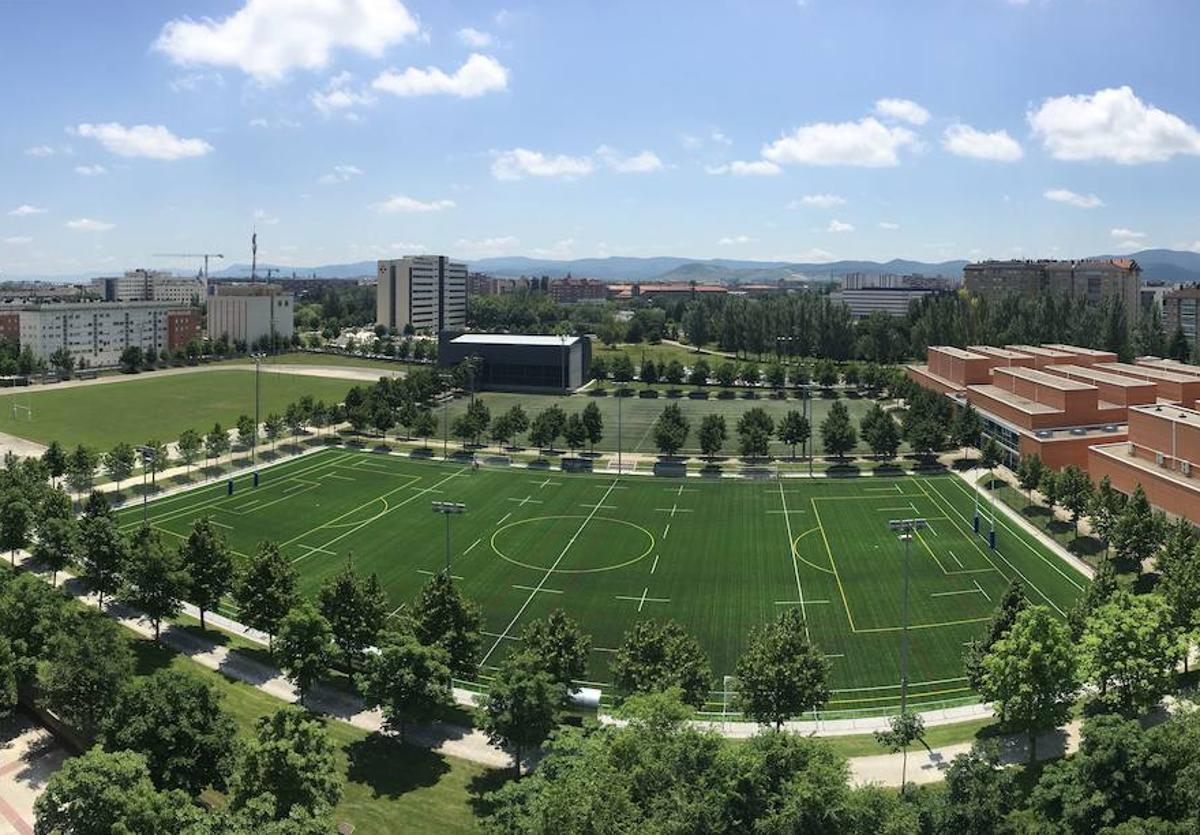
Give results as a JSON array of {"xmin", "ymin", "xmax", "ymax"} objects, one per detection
[
  {"xmin": 985, "ymin": 480, "xmax": 1107, "ymax": 565},
  {"xmin": 801, "ymin": 716, "xmax": 1000, "ymax": 759},
  {"xmin": 0, "ymin": 369, "xmax": 357, "ymax": 449},
  {"xmin": 118, "ymin": 451, "xmax": 1086, "ymax": 718},
  {"xmin": 127, "ymin": 634, "xmax": 496, "ymax": 834},
  {"xmin": 593, "ymin": 342, "xmax": 739, "ymax": 370}
]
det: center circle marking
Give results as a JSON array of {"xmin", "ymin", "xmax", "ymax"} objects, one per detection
[{"xmin": 490, "ymin": 515, "xmax": 655, "ymax": 574}]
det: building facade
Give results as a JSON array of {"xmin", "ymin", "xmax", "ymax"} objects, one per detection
[
  {"xmin": 548, "ymin": 277, "xmax": 608, "ymax": 304},
  {"xmin": 93, "ymin": 269, "xmax": 205, "ymax": 305},
  {"xmin": 964, "ymin": 259, "xmax": 1142, "ymax": 317},
  {"xmin": 438, "ymin": 332, "xmax": 591, "ymax": 392},
  {"xmin": 377, "ymin": 256, "xmax": 467, "ymax": 333},
  {"xmin": 206, "ymin": 284, "xmax": 294, "ymax": 347},
  {"xmin": 830, "ymin": 287, "xmax": 946, "ymax": 318},
  {"xmin": 1163, "ymin": 287, "xmax": 1200, "ymax": 346},
  {"xmin": 18, "ymin": 302, "xmax": 200, "ymax": 368}
]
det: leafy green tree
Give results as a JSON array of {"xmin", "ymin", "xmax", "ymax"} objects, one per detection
[
  {"xmin": 144, "ymin": 439, "xmax": 169, "ymax": 486},
  {"xmin": 612, "ymin": 619, "xmax": 712, "ymax": 708},
  {"xmin": 733, "ymin": 608, "xmax": 830, "ymax": 729},
  {"xmin": 66, "ymin": 444, "xmax": 99, "ymax": 496},
  {"xmin": 1112, "ymin": 485, "xmax": 1165, "ymax": 571},
  {"xmin": 229, "ymin": 708, "xmax": 343, "ymax": 822},
  {"xmin": 0, "ymin": 491, "xmax": 31, "ymax": 567},
  {"xmin": 765, "ymin": 363, "xmax": 786, "ymax": 389},
  {"xmin": 874, "ymin": 711, "xmax": 929, "ymax": 791},
  {"xmin": 981, "ymin": 605, "xmax": 1078, "ymax": 760},
  {"xmin": 39, "ymin": 610, "xmax": 134, "ymax": 738},
  {"xmin": 410, "ymin": 572, "xmax": 483, "ymax": 677},
  {"xmin": 1081, "ymin": 590, "xmax": 1182, "ymax": 716},
  {"xmin": 563, "ymin": 412, "xmax": 587, "ymax": 453},
  {"xmin": 0, "ymin": 637, "xmax": 16, "ymax": 720},
  {"xmin": 715, "ymin": 360, "xmax": 737, "ymax": 388},
  {"xmin": 0, "ymin": 573, "xmax": 66, "ymax": 687},
  {"xmin": 204, "ymin": 423, "xmax": 230, "ymax": 468},
  {"xmin": 505, "ymin": 404, "xmax": 530, "ymax": 445},
  {"xmin": 119, "ymin": 345, "xmax": 145, "ymax": 373},
  {"xmin": 1058, "ymin": 464, "xmax": 1094, "ymax": 537},
  {"xmin": 963, "ymin": 579, "xmax": 1029, "ymax": 694},
  {"xmin": 489, "ymin": 413, "xmax": 513, "ymax": 451},
  {"xmin": 737, "ymin": 407, "xmax": 775, "ymax": 460},
  {"xmin": 859, "ymin": 402, "xmax": 900, "ymax": 460},
  {"xmin": 639, "ymin": 358, "xmax": 659, "ymax": 384},
  {"xmin": 235, "ymin": 414, "xmax": 257, "ymax": 452},
  {"xmin": 176, "ymin": 429, "xmax": 202, "ymax": 476},
  {"xmin": 33, "ymin": 515, "xmax": 77, "ymax": 587},
  {"xmin": 1068, "ymin": 558, "xmax": 1120, "ymax": 641},
  {"xmin": 820, "ymin": 399, "xmax": 858, "ymax": 460},
  {"xmin": 1156, "ymin": 519, "xmax": 1200, "ymax": 673},
  {"xmin": 479, "ymin": 650, "xmax": 559, "ymax": 777},
  {"xmin": 263, "ymin": 413, "xmax": 285, "ymax": 451},
  {"xmin": 121, "ymin": 525, "xmax": 189, "ymax": 640},
  {"xmin": 317, "ymin": 557, "xmax": 388, "ymax": 671},
  {"xmin": 413, "ymin": 409, "xmax": 438, "ymax": 448},
  {"xmin": 103, "ymin": 442, "xmax": 136, "ymax": 493},
  {"xmin": 580, "ymin": 401, "xmax": 604, "ymax": 452},
  {"xmin": 951, "ymin": 403, "xmax": 983, "ymax": 459},
  {"xmin": 234, "ymin": 541, "xmax": 299, "ymax": 654},
  {"xmin": 78, "ymin": 513, "xmax": 128, "ymax": 609},
  {"xmin": 663, "ymin": 359, "xmax": 686, "ymax": 386},
  {"xmin": 933, "ymin": 744, "xmax": 1018, "ymax": 835},
  {"xmin": 34, "ymin": 748, "xmax": 188, "ymax": 835},
  {"xmin": 652, "ymin": 402, "xmax": 690, "ymax": 457},
  {"xmin": 519, "ymin": 609, "xmax": 592, "ymax": 696},
  {"xmin": 42, "ymin": 440, "xmax": 68, "ymax": 487},
  {"xmin": 102, "ymin": 669, "xmax": 236, "ymax": 795},
  {"xmin": 777, "ymin": 410, "xmax": 811, "ymax": 460},
  {"xmin": 356, "ymin": 629, "xmax": 452, "ymax": 742},
  {"xmin": 1040, "ymin": 468, "xmax": 1061, "ymax": 517},
  {"xmin": 180, "ymin": 517, "xmax": 235, "ymax": 630},
  {"xmin": 688, "ymin": 358, "xmax": 710, "ymax": 386},
  {"xmin": 698, "ymin": 414, "xmax": 727, "ymax": 460},
  {"xmin": 275, "ymin": 602, "xmax": 334, "ymax": 705},
  {"xmin": 529, "ymin": 405, "xmax": 567, "ymax": 452},
  {"xmin": 1088, "ymin": 474, "xmax": 1125, "ymax": 557}
]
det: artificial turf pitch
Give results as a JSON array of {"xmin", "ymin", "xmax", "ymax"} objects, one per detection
[{"xmin": 117, "ymin": 448, "xmax": 1086, "ymax": 717}]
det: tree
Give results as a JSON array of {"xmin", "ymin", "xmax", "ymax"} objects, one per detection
[
  {"xmin": 639, "ymin": 358, "xmax": 658, "ymax": 384},
  {"xmin": 715, "ymin": 360, "xmax": 737, "ymax": 389},
  {"xmin": 698, "ymin": 414, "xmax": 727, "ymax": 460},
  {"xmin": 874, "ymin": 711, "xmax": 930, "ymax": 791},
  {"xmin": 1017, "ymin": 453, "xmax": 1047, "ymax": 505},
  {"xmin": 229, "ymin": 708, "xmax": 343, "ymax": 822},
  {"xmin": 144, "ymin": 439, "xmax": 169, "ymax": 486},
  {"xmin": 180, "ymin": 517, "xmax": 234, "ymax": 631},
  {"xmin": 934, "ymin": 744, "xmax": 1018, "ymax": 835},
  {"xmin": 563, "ymin": 412, "xmax": 587, "ymax": 453},
  {"xmin": 236, "ymin": 413, "xmax": 257, "ymax": 453},
  {"xmin": 505, "ymin": 404, "xmax": 530, "ymax": 446},
  {"xmin": 1156, "ymin": 519, "xmax": 1200, "ymax": 673},
  {"xmin": 263, "ymin": 413, "xmax": 285, "ymax": 451},
  {"xmin": 39, "ymin": 610, "xmax": 134, "ymax": 738},
  {"xmin": 1089, "ymin": 475, "xmax": 1125, "ymax": 557},
  {"xmin": 205, "ymin": 423, "xmax": 230, "ymax": 468},
  {"xmin": 951, "ymin": 403, "xmax": 983, "ymax": 459},
  {"xmin": 119, "ymin": 345, "xmax": 145, "ymax": 373},
  {"xmin": 479, "ymin": 650, "xmax": 559, "ymax": 777},
  {"xmin": 275, "ymin": 602, "xmax": 333, "ymax": 705},
  {"xmin": 34, "ymin": 748, "xmax": 187, "ymax": 835},
  {"xmin": 610, "ymin": 354, "xmax": 635, "ymax": 384},
  {"xmin": 688, "ymin": 358, "xmax": 710, "ymax": 387},
  {"xmin": 121, "ymin": 525, "xmax": 189, "ymax": 640},
  {"xmin": 413, "ymin": 409, "xmax": 438, "ymax": 449},
  {"xmin": 663, "ymin": 359, "xmax": 686, "ymax": 386},
  {"xmin": 963, "ymin": 579, "xmax": 1029, "ymax": 693},
  {"xmin": 103, "ymin": 442, "xmax": 136, "ymax": 493},
  {"xmin": 1058, "ymin": 465, "xmax": 1094, "ymax": 537},
  {"xmin": 33, "ymin": 514, "xmax": 77, "ymax": 585},
  {"xmin": 0, "ymin": 491, "xmax": 31, "ymax": 568},
  {"xmin": 529, "ymin": 405, "xmax": 567, "ymax": 452},
  {"xmin": 765, "ymin": 363, "xmax": 786, "ymax": 390},
  {"xmin": 234, "ymin": 541, "xmax": 299, "ymax": 654},
  {"xmin": 777, "ymin": 410, "xmax": 811, "ymax": 460},
  {"xmin": 612, "ymin": 619, "xmax": 712, "ymax": 707},
  {"xmin": 580, "ymin": 401, "xmax": 604, "ymax": 452},
  {"xmin": 78, "ymin": 514, "xmax": 128, "ymax": 609},
  {"xmin": 1081, "ymin": 590, "xmax": 1182, "ymax": 716},
  {"xmin": 356, "ymin": 629, "xmax": 452, "ymax": 742},
  {"xmin": 49, "ymin": 346, "xmax": 75, "ymax": 379},
  {"xmin": 410, "ymin": 572, "xmax": 483, "ymax": 677},
  {"xmin": 1112, "ymin": 486, "xmax": 1165, "ymax": 571},
  {"xmin": 1040, "ymin": 468, "xmax": 1061, "ymax": 517},
  {"xmin": 1068, "ymin": 558, "xmax": 1120, "ymax": 641},
  {"xmin": 979, "ymin": 436, "xmax": 1002, "ymax": 473},
  {"xmin": 102, "ymin": 669, "xmax": 236, "ymax": 795},
  {"xmin": 820, "ymin": 399, "xmax": 858, "ymax": 460},
  {"xmin": 652, "ymin": 402, "xmax": 690, "ymax": 457},
  {"xmin": 177, "ymin": 429, "xmax": 201, "ymax": 476},
  {"xmin": 43, "ymin": 440, "xmax": 68, "ymax": 487},
  {"xmin": 980, "ymin": 605, "xmax": 1078, "ymax": 760},
  {"xmin": 737, "ymin": 407, "xmax": 775, "ymax": 460},
  {"xmin": 317, "ymin": 557, "xmax": 387, "ymax": 671},
  {"xmin": 733, "ymin": 608, "xmax": 830, "ymax": 729},
  {"xmin": 859, "ymin": 403, "xmax": 900, "ymax": 461},
  {"xmin": 519, "ymin": 609, "xmax": 592, "ymax": 696},
  {"xmin": 66, "ymin": 444, "xmax": 99, "ymax": 496}
]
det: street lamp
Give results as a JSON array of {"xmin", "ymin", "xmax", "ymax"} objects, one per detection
[
  {"xmin": 136, "ymin": 445, "xmax": 155, "ymax": 525},
  {"xmin": 250, "ymin": 352, "xmax": 263, "ymax": 472},
  {"xmin": 888, "ymin": 517, "xmax": 927, "ymax": 791},
  {"xmin": 431, "ymin": 501, "xmax": 466, "ymax": 574}
]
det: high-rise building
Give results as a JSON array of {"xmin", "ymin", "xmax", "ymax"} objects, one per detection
[
  {"xmin": 1163, "ymin": 287, "xmax": 1200, "ymax": 345},
  {"xmin": 376, "ymin": 256, "xmax": 467, "ymax": 333},
  {"xmin": 18, "ymin": 301, "xmax": 200, "ymax": 367},
  {"xmin": 92, "ymin": 269, "xmax": 205, "ymax": 305},
  {"xmin": 963, "ymin": 259, "xmax": 1141, "ymax": 317},
  {"xmin": 206, "ymin": 284, "xmax": 294, "ymax": 347}
]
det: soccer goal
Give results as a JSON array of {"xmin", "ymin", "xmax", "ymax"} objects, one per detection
[{"xmin": 10, "ymin": 402, "xmax": 31, "ymax": 422}]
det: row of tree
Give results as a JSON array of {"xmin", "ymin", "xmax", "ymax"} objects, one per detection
[{"xmin": 591, "ymin": 354, "xmax": 900, "ymax": 392}]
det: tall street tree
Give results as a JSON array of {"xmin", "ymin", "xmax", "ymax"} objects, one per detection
[
  {"xmin": 733, "ymin": 607, "xmax": 830, "ymax": 730},
  {"xmin": 234, "ymin": 541, "xmax": 299, "ymax": 654},
  {"xmin": 179, "ymin": 517, "xmax": 235, "ymax": 631}
]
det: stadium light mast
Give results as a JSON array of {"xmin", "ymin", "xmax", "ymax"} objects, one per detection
[
  {"xmin": 136, "ymin": 445, "xmax": 155, "ymax": 524},
  {"xmin": 888, "ymin": 516, "xmax": 927, "ymax": 791},
  {"xmin": 250, "ymin": 352, "xmax": 263, "ymax": 473},
  {"xmin": 431, "ymin": 501, "xmax": 466, "ymax": 574}
]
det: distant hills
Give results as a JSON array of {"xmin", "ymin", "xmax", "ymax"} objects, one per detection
[{"xmin": 1089, "ymin": 249, "xmax": 1200, "ymax": 285}]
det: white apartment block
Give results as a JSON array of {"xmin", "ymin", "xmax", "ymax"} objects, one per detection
[
  {"xmin": 206, "ymin": 284, "xmax": 294, "ymax": 347},
  {"xmin": 93, "ymin": 269, "xmax": 205, "ymax": 306},
  {"xmin": 377, "ymin": 256, "xmax": 467, "ymax": 333},
  {"xmin": 19, "ymin": 302, "xmax": 196, "ymax": 368}
]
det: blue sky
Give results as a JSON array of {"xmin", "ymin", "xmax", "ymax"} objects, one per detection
[{"xmin": 3, "ymin": 0, "xmax": 1200, "ymax": 277}]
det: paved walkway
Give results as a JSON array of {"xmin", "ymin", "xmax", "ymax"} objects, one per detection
[{"xmin": 0, "ymin": 713, "xmax": 67, "ymax": 835}]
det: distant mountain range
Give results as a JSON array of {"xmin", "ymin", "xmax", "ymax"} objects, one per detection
[{"xmin": 10, "ymin": 249, "xmax": 1200, "ymax": 284}]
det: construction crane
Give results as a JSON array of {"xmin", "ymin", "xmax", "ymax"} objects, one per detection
[{"xmin": 152, "ymin": 252, "xmax": 224, "ymax": 280}]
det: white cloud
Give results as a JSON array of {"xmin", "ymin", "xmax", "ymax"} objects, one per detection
[
  {"xmin": 75, "ymin": 123, "xmax": 213, "ymax": 160},
  {"xmin": 453, "ymin": 235, "xmax": 519, "ymax": 257},
  {"xmin": 154, "ymin": 0, "xmax": 420, "ymax": 83},
  {"xmin": 874, "ymin": 97, "xmax": 930, "ymax": 125},
  {"xmin": 25, "ymin": 145, "xmax": 56, "ymax": 157},
  {"xmin": 596, "ymin": 146, "xmax": 663, "ymax": 173},
  {"xmin": 3, "ymin": 237, "xmax": 33, "ymax": 245},
  {"xmin": 706, "ymin": 159, "xmax": 782, "ymax": 176},
  {"xmin": 65, "ymin": 218, "xmax": 114, "ymax": 231},
  {"xmin": 710, "ymin": 128, "xmax": 732, "ymax": 146},
  {"xmin": 828, "ymin": 219, "xmax": 855, "ymax": 233},
  {"xmin": 1044, "ymin": 188, "xmax": 1104, "ymax": 209},
  {"xmin": 74, "ymin": 164, "xmax": 108, "ymax": 176},
  {"xmin": 491, "ymin": 148, "xmax": 593, "ymax": 181},
  {"xmin": 942, "ymin": 123, "xmax": 1023, "ymax": 161},
  {"xmin": 792, "ymin": 193, "xmax": 846, "ymax": 209},
  {"xmin": 253, "ymin": 208, "xmax": 280, "ymax": 225},
  {"xmin": 762, "ymin": 117, "xmax": 919, "ymax": 167},
  {"xmin": 1029, "ymin": 86, "xmax": 1200, "ymax": 164},
  {"xmin": 878, "ymin": 221, "xmax": 901, "ymax": 230},
  {"xmin": 168, "ymin": 72, "xmax": 225, "ymax": 93},
  {"xmin": 318, "ymin": 164, "xmax": 363, "ymax": 184},
  {"xmin": 1110, "ymin": 227, "xmax": 1146, "ymax": 240},
  {"xmin": 8, "ymin": 205, "xmax": 46, "ymax": 216},
  {"xmin": 371, "ymin": 194, "xmax": 455, "ymax": 213},
  {"xmin": 372, "ymin": 53, "xmax": 508, "ymax": 98},
  {"xmin": 717, "ymin": 235, "xmax": 752, "ymax": 246},
  {"xmin": 457, "ymin": 27, "xmax": 493, "ymax": 47}
]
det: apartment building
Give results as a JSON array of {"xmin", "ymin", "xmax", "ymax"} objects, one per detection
[
  {"xmin": 1163, "ymin": 287, "xmax": 1200, "ymax": 346},
  {"xmin": 963, "ymin": 259, "xmax": 1142, "ymax": 317},
  {"xmin": 207, "ymin": 284, "xmax": 294, "ymax": 346},
  {"xmin": 18, "ymin": 301, "xmax": 200, "ymax": 367},
  {"xmin": 93, "ymin": 269, "xmax": 205, "ymax": 306},
  {"xmin": 376, "ymin": 256, "xmax": 467, "ymax": 333},
  {"xmin": 548, "ymin": 277, "xmax": 608, "ymax": 304}
]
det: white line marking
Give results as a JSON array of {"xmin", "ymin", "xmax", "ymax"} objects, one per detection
[
  {"xmin": 479, "ymin": 479, "xmax": 621, "ymax": 666},
  {"xmin": 778, "ymin": 479, "xmax": 809, "ymax": 640},
  {"xmin": 496, "ymin": 511, "xmax": 512, "ymax": 526},
  {"xmin": 650, "ymin": 553, "xmax": 660, "ymax": 574},
  {"xmin": 326, "ymin": 473, "xmax": 356, "ymax": 482},
  {"xmin": 615, "ymin": 587, "xmax": 670, "ymax": 612},
  {"xmin": 513, "ymin": 584, "xmax": 563, "ymax": 595},
  {"xmin": 973, "ymin": 578, "xmax": 992, "ymax": 601},
  {"xmin": 208, "ymin": 519, "xmax": 233, "ymax": 530},
  {"xmin": 509, "ymin": 495, "xmax": 541, "ymax": 506},
  {"xmin": 930, "ymin": 588, "xmax": 983, "ymax": 598},
  {"xmin": 948, "ymin": 550, "xmax": 964, "ymax": 568},
  {"xmin": 662, "ymin": 523, "xmax": 670, "ymax": 539},
  {"xmin": 387, "ymin": 603, "xmax": 406, "ymax": 619},
  {"xmin": 296, "ymin": 544, "xmax": 336, "ymax": 556},
  {"xmin": 464, "ymin": 538, "xmax": 482, "ymax": 554},
  {"xmin": 775, "ymin": 599, "xmax": 830, "ymax": 605},
  {"xmin": 582, "ymin": 504, "xmax": 617, "ymax": 510},
  {"xmin": 417, "ymin": 569, "xmax": 463, "ymax": 580}
]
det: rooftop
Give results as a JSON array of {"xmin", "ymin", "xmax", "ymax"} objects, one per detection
[
  {"xmin": 1129, "ymin": 403, "xmax": 1200, "ymax": 428},
  {"xmin": 1045, "ymin": 364, "xmax": 1158, "ymax": 389},
  {"xmin": 1005, "ymin": 344, "xmax": 1075, "ymax": 359},
  {"xmin": 450, "ymin": 333, "xmax": 582, "ymax": 347},
  {"xmin": 1043, "ymin": 344, "xmax": 1116, "ymax": 358},
  {"xmin": 993, "ymin": 365, "xmax": 1095, "ymax": 391},
  {"xmin": 1096, "ymin": 362, "xmax": 1200, "ymax": 385},
  {"xmin": 967, "ymin": 345, "xmax": 1034, "ymax": 360},
  {"xmin": 931, "ymin": 345, "xmax": 987, "ymax": 360}
]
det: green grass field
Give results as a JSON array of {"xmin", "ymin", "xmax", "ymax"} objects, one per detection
[
  {"xmin": 117, "ymin": 449, "xmax": 1087, "ymax": 717},
  {"xmin": 0, "ymin": 370, "xmax": 357, "ymax": 449}
]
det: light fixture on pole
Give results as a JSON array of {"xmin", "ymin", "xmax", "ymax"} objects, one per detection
[
  {"xmin": 431, "ymin": 501, "xmax": 466, "ymax": 575},
  {"xmin": 888, "ymin": 516, "xmax": 927, "ymax": 791},
  {"xmin": 136, "ymin": 445, "xmax": 155, "ymax": 525}
]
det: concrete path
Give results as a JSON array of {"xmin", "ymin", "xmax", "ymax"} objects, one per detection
[{"xmin": 0, "ymin": 713, "xmax": 67, "ymax": 835}]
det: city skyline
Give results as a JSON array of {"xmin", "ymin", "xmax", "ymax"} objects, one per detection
[{"xmin": 4, "ymin": 0, "xmax": 1200, "ymax": 277}]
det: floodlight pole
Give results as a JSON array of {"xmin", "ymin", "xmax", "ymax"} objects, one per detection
[
  {"xmin": 888, "ymin": 517, "xmax": 927, "ymax": 792},
  {"xmin": 617, "ymin": 389, "xmax": 623, "ymax": 474},
  {"xmin": 252, "ymin": 353, "xmax": 262, "ymax": 471},
  {"xmin": 431, "ymin": 501, "xmax": 466, "ymax": 574}
]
